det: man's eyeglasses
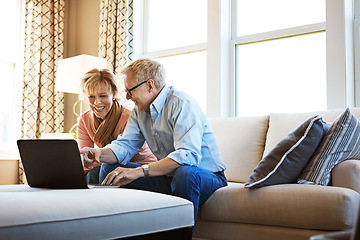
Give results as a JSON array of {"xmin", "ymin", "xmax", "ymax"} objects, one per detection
[{"xmin": 125, "ymin": 80, "xmax": 147, "ymax": 98}]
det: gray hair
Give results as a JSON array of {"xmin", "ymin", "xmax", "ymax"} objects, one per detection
[{"xmin": 121, "ymin": 58, "xmax": 166, "ymax": 89}]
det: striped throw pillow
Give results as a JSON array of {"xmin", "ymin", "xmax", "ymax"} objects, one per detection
[{"xmin": 297, "ymin": 108, "xmax": 360, "ymax": 185}]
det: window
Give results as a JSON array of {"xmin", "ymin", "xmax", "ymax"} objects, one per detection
[
  {"xmin": 156, "ymin": 52, "xmax": 207, "ymax": 110},
  {"xmin": 135, "ymin": 0, "xmax": 208, "ymax": 112},
  {"xmin": 134, "ymin": 0, "xmax": 357, "ymax": 118},
  {"xmin": 235, "ymin": 0, "xmax": 325, "ymax": 36},
  {"xmin": 0, "ymin": 0, "xmax": 23, "ymax": 153},
  {"xmin": 144, "ymin": 0, "xmax": 207, "ymax": 52},
  {"xmin": 234, "ymin": 0, "xmax": 326, "ymax": 116},
  {"xmin": 236, "ymin": 32, "xmax": 326, "ymax": 116}
]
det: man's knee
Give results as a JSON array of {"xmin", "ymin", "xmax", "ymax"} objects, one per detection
[
  {"xmin": 172, "ymin": 166, "xmax": 201, "ymax": 190},
  {"xmin": 174, "ymin": 165, "xmax": 199, "ymax": 178}
]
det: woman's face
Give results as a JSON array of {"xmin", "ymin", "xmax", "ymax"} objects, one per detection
[{"xmin": 87, "ymin": 83, "xmax": 114, "ymax": 119}]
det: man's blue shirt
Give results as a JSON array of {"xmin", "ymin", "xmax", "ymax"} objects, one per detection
[{"xmin": 107, "ymin": 86, "xmax": 226, "ymax": 173}]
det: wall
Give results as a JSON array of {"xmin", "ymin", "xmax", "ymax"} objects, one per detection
[
  {"xmin": 63, "ymin": 0, "xmax": 101, "ymax": 132},
  {"xmin": 0, "ymin": 160, "xmax": 19, "ymax": 184},
  {"xmin": 0, "ymin": 0, "xmax": 101, "ymax": 185}
]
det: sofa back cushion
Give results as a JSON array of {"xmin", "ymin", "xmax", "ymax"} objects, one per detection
[
  {"xmin": 263, "ymin": 108, "xmax": 360, "ymax": 157},
  {"xmin": 208, "ymin": 116, "xmax": 269, "ymax": 183}
]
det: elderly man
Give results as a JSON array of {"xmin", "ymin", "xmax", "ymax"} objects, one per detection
[{"xmin": 80, "ymin": 58, "xmax": 227, "ymax": 223}]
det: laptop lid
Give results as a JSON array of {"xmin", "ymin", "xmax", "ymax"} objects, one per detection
[{"xmin": 17, "ymin": 139, "xmax": 89, "ymax": 189}]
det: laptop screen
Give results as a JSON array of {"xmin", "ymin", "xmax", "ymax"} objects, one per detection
[{"xmin": 17, "ymin": 139, "xmax": 89, "ymax": 189}]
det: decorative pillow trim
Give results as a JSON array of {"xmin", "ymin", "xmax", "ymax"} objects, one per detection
[{"xmin": 297, "ymin": 108, "xmax": 360, "ymax": 186}]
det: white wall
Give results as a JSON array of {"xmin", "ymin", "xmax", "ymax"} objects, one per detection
[{"xmin": 63, "ymin": 0, "xmax": 100, "ymax": 132}]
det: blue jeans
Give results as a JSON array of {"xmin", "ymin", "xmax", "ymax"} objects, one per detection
[
  {"xmin": 86, "ymin": 166, "xmax": 100, "ymax": 184},
  {"xmin": 99, "ymin": 163, "xmax": 228, "ymax": 222}
]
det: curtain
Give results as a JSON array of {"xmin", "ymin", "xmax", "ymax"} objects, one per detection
[
  {"xmin": 98, "ymin": 0, "xmax": 134, "ymax": 75},
  {"xmin": 19, "ymin": 0, "xmax": 65, "ymax": 184}
]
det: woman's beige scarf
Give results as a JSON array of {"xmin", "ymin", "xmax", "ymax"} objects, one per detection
[{"xmin": 91, "ymin": 100, "xmax": 122, "ymax": 147}]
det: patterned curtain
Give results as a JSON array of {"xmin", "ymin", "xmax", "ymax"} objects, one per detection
[
  {"xmin": 19, "ymin": 0, "xmax": 65, "ymax": 183},
  {"xmin": 98, "ymin": 0, "xmax": 134, "ymax": 75}
]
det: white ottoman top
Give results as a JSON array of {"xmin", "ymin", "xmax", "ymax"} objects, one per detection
[{"xmin": 0, "ymin": 184, "xmax": 194, "ymax": 239}]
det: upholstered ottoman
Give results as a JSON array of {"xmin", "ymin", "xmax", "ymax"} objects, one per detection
[{"xmin": 0, "ymin": 184, "xmax": 194, "ymax": 240}]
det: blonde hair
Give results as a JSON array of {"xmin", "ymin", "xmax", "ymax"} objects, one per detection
[
  {"xmin": 121, "ymin": 58, "xmax": 166, "ymax": 89},
  {"xmin": 80, "ymin": 69, "xmax": 120, "ymax": 100}
]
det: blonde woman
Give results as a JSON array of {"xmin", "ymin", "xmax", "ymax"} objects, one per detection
[{"xmin": 77, "ymin": 68, "xmax": 157, "ymax": 184}]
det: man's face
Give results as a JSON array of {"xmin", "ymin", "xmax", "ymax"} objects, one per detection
[{"xmin": 124, "ymin": 71, "xmax": 152, "ymax": 111}]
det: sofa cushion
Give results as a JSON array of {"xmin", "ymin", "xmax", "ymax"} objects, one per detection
[
  {"xmin": 208, "ymin": 115, "xmax": 269, "ymax": 183},
  {"xmin": 297, "ymin": 108, "xmax": 360, "ymax": 185},
  {"xmin": 245, "ymin": 115, "xmax": 329, "ymax": 188},
  {"xmin": 200, "ymin": 182, "xmax": 359, "ymax": 231}
]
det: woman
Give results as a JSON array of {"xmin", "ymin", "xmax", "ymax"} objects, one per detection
[{"xmin": 77, "ymin": 68, "xmax": 157, "ymax": 184}]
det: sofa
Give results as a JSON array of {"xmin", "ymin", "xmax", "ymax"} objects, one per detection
[{"xmin": 193, "ymin": 108, "xmax": 360, "ymax": 240}]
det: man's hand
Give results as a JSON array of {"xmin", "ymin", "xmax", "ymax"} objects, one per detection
[
  {"xmin": 102, "ymin": 166, "xmax": 144, "ymax": 186},
  {"xmin": 102, "ymin": 158, "xmax": 181, "ymax": 186},
  {"xmin": 80, "ymin": 147, "xmax": 101, "ymax": 170}
]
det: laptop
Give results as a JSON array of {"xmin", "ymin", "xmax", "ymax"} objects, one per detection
[{"xmin": 17, "ymin": 139, "xmax": 119, "ymax": 189}]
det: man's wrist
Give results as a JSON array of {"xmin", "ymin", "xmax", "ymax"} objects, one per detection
[{"xmin": 141, "ymin": 164, "xmax": 150, "ymax": 177}]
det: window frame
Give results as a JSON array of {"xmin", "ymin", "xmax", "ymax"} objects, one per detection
[
  {"xmin": 133, "ymin": 0, "xmax": 207, "ymax": 59},
  {"xmin": 133, "ymin": 0, "xmax": 208, "ymax": 112},
  {"xmin": 133, "ymin": 0, "xmax": 358, "ymax": 118},
  {"xmin": 354, "ymin": 0, "xmax": 360, "ymax": 106},
  {"xmin": 228, "ymin": 0, "xmax": 356, "ymax": 116},
  {"xmin": 326, "ymin": 0, "xmax": 355, "ymax": 109},
  {"xmin": 231, "ymin": 0, "xmax": 326, "ymax": 117}
]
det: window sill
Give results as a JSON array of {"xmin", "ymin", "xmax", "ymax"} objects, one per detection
[{"xmin": 0, "ymin": 150, "xmax": 20, "ymax": 160}]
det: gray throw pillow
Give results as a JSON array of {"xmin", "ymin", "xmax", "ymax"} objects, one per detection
[
  {"xmin": 245, "ymin": 115, "xmax": 329, "ymax": 188},
  {"xmin": 297, "ymin": 108, "xmax": 360, "ymax": 186}
]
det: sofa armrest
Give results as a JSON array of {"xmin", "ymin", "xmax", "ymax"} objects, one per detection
[
  {"xmin": 310, "ymin": 230, "xmax": 352, "ymax": 240},
  {"xmin": 332, "ymin": 160, "xmax": 360, "ymax": 194}
]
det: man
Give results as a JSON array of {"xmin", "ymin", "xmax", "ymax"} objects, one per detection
[{"xmin": 80, "ymin": 58, "xmax": 227, "ymax": 222}]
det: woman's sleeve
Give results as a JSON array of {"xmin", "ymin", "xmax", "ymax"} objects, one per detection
[
  {"xmin": 77, "ymin": 114, "xmax": 101, "ymax": 174},
  {"xmin": 77, "ymin": 114, "xmax": 95, "ymax": 149}
]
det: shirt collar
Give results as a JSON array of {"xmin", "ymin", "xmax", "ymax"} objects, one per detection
[{"xmin": 150, "ymin": 86, "xmax": 171, "ymax": 114}]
